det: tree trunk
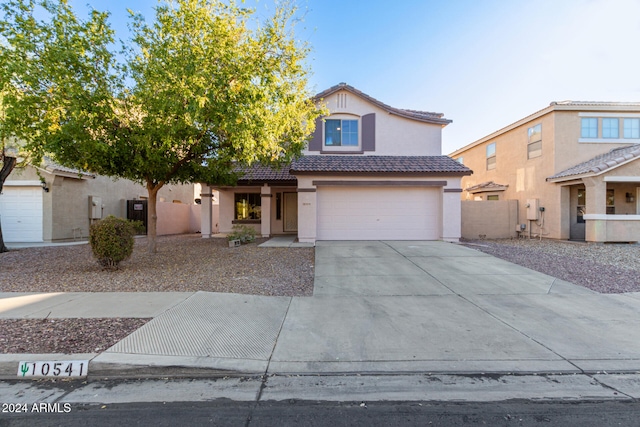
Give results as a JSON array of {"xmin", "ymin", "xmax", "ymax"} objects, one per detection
[
  {"xmin": 0, "ymin": 221, "xmax": 8, "ymax": 253},
  {"xmin": 146, "ymin": 182, "xmax": 162, "ymax": 254},
  {"xmin": 0, "ymin": 157, "xmax": 17, "ymax": 253}
]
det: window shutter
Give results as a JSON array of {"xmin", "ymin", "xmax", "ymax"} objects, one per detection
[
  {"xmin": 308, "ymin": 117, "xmax": 323, "ymax": 151},
  {"xmin": 362, "ymin": 113, "xmax": 376, "ymax": 151}
]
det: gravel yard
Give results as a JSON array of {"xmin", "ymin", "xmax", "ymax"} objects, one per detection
[
  {"xmin": 0, "ymin": 234, "xmax": 313, "ymax": 354},
  {"xmin": 461, "ymin": 238, "xmax": 640, "ymax": 294},
  {"xmin": 0, "ymin": 234, "xmax": 314, "ymax": 296}
]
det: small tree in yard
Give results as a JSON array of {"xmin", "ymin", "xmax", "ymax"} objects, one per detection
[
  {"xmin": 0, "ymin": 0, "xmax": 324, "ymax": 253},
  {"xmin": 0, "ymin": 91, "xmax": 18, "ymax": 253},
  {"xmin": 89, "ymin": 216, "xmax": 143, "ymax": 270}
]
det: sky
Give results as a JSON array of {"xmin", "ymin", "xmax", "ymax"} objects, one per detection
[{"xmin": 63, "ymin": 0, "xmax": 640, "ymax": 154}]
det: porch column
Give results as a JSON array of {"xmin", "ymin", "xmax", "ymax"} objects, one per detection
[
  {"xmin": 583, "ymin": 177, "xmax": 606, "ymax": 242},
  {"xmin": 442, "ymin": 187, "xmax": 463, "ymax": 242},
  {"xmin": 200, "ymin": 185, "xmax": 213, "ymax": 238},
  {"xmin": 260, "ymin": 184, "xmax": 272, "ymax": 238}
]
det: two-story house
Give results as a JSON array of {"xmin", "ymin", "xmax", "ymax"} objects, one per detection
[
  {"xmin": 205, "ymin": 83, "xmax": 472, "ymax": 244},
  {"xmin": 450, "ymin": 101, "xmax": 640, "ymax": 243}
]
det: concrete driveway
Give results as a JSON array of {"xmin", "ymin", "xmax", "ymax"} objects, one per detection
[
  {"xmin": 268, "ymin": 241, "xmax": 640, "ymax": 374},
  {"xmin": 93, "ymin": 240, "xmax": 640, "ymax": 376}
]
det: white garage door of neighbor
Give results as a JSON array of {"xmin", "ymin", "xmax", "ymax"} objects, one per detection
[
  {"xmin": 317, "ymin": 186, "xmax": 440, "ymax": 240},
  {"xmin": 0, "ymin": 186, "xmax": 43, "ymax": 242}
]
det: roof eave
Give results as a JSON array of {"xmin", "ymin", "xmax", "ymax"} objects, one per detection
[
  {"xmin": 315, "ymin": 83, "xmax": 451, "ymax": 126},
  {"xmin": 290, "ymin": 170, "xmax": 472, "ymax": 177}
]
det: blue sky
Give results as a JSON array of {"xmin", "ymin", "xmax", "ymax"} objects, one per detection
[{"xmin": 66, "ymin": 0, "xmax": 640, "ymax": 153}]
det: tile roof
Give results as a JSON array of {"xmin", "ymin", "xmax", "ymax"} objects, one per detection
[
  {"xmin": 36, "ymin": 157, "xmax": 96, "ymax": 178},
  {"xmin": 236, "ymin": 163, "xmax": 296, "ymax": 183},
  {"xmin": 465, "ymin": 181, "xmax": 509, "ymax": 193},
  {"xmin": 314, "ymin": 83, "xmax": 452, "ymax": 126},
  {"xmin": 290, "ymin": 155, "xmax": 472, "ymax": 175},
  {"xmin": 547, "ymin": 145, "xmax": 640, "ymax": 181}
]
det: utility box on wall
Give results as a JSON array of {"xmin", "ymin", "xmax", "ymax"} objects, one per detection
[
  {"xmin": 89, "ymin": 196, "xmax": 102, "ymax": 219},
  {"xmin": 526, "ymin": 198, "xmax": 539, "ymax": 220}
]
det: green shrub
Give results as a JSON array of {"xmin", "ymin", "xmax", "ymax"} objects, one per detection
[
  {"xmin": 227, "ymin": 224, "xmax": 257, "ymax": 243},
  {"xmin": 89, "ymin": 216, "xmax": 144, "ymax": 270}
]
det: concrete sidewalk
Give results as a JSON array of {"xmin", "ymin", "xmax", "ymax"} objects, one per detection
[{"xmin": 2, "ymin": 240, "xmax": 640, "ymax": 380}]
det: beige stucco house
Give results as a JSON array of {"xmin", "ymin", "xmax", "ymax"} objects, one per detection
[
  {"xmin": 450, "ymin": 101, "xmax": 640, "ymax": 243},
  {"xmin": 1, "ymin": 163, "xmax": 202, "ymax": 243},
  {"xmin": 202, "ymin": 83, "xmax": 472, "ymax": 244}
]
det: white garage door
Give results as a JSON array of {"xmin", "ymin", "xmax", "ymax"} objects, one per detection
[
  {"xmin": 317, "ymin": 186, "xmax": 440, "ymax": 240},
  {"xmin": 0, "ymin": 186, "xmax": 43, "ymax": 242}
]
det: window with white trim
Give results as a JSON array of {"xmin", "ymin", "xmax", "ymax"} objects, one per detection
[
  {"xmin": 527, "ymin": 123, "xmax": 542, "ymax": 159},
  {"xmin": 602, "ymin": 118, "xmax": 619, "ymax": 138},
  {"xmin": 486, "ymin": 142, "xmax": 496, "ymax": 170},
  {"xmin": 581, "ymin": 118, "xmax": 598, "ymax": 138},
  {"xmin": 624, "ymin": 118, "xmax": 640, "ymax": 139}
]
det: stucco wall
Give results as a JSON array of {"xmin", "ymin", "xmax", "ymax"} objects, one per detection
[
  {"xmin": 156, "ymin": 201, "xmax": 205, "ymax": 236},
  {"xmin": 305, "ymin": 89, "xmax": 444, "ymax": 156},
  {"xmin": 452, "ymin": 112, "xmax": 560, "ymax": 238},
  {"xmin": 461, "ymin": 200, "xmax": 519, "ymax": 239},
  {"xmin": 452, "ymin": 108, "xmax": 640, "ymax": 240}
]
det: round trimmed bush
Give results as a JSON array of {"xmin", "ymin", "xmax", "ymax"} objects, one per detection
[{"xmin": 89, "ymin": 216, "xmax": 143, "ymax": 270}]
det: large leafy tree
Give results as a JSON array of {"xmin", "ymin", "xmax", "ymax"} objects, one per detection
[{"xmin": 0, "ymin": 0, "xmax": 322, "ymax": 252}]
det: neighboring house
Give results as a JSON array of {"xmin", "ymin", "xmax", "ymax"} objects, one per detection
[
  {"xmin": 450, "ymin": 101, "xmax": 640, "ymax": 243},
  {"xmin": 206, "ymin": 83, "xmax": 472, "ymax": 244},
  {"xmin": 1, "ymin": 163, "xmax": 204, "ymax": 243}
]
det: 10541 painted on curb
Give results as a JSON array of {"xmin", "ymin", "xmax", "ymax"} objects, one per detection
[{"xmin": 17, "ymin": 360, "xmax": 88, "ymax": 378}]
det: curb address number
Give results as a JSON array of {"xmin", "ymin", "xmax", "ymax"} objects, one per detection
[{"xmin": 18, "ymin": 360, "xmax": 88, "ymax": 378}]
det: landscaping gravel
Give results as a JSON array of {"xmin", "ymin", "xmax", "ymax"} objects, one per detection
[
  {"xmin": 461, "ymin": 238, "xmax": 640, "ymax": 294},
  {"xmin": 0, "ymin": 234, "xmax": 314, "ymax": 354},
  {"xmin": 0, "ymin": 234, "xmax": 314, "ymax": 296},
  {"xmin": 0, "ymin": 318, "xmax": 150, "ymax": 354}
]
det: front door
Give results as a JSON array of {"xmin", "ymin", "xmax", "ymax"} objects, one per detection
[
  {"xmin": 283, "ymin": 192, "xmax": 298, "ymax": 232},
  {"xmin": 570, "ymin": 187, "xmax": 586, "ymax": 240}
]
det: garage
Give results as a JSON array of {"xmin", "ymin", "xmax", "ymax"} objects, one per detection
[
  {"xmin": 0, "ymin": 186, "xmax": 43, "ymax": 242},
  {"xmin": 316, "ymin": 186, "xmax": 441, "ymax": 240}
]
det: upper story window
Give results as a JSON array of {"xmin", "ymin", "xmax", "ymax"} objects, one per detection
[
  {"xmin": 486, "ymin": 142, "xmax": 496, "ymax": 170},
  {"xmin": 527, "ymin": 123, "xmax": 542, "ymax": 159},
  {"xmin": 602, "ymin": 118, "xmax": 619, "ymax": 138},
  {"xmin": 457, "ymin": 157, "xmax": 464, "ymax": 164},
  {"xmin": 581, "ymin": 118, "xmax": 598, "ymax": 138},
  {"xmin": 325, "ymin": 119, "xmax": 358, "ymax": 146},
  {"xmin": 624, "ymin": 118, "xmax": 640, "ymax": 139}
]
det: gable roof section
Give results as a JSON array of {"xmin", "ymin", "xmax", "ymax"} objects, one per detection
[
  {"xmin": 547, "ymin": 145, "xmax": 640, "ymax": 182},
  {"xmin": 314, "ymin": 83, "xmax": 452, "ymax": 126},
  {"xmin": 290, "ymin": 155, "xmax": 472, "ymax": 176},
  {"xmin": 465, "ymin": 181, "xmax": 509, "ymax": 193}
]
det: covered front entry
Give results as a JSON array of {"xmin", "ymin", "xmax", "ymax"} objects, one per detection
[{"xmin": 316, "ymin": 186, "xmax": 440, "ymax": 240}]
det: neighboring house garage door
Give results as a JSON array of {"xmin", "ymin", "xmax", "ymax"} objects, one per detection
[
  {"xmin": 0, "ymin": 186, "xmax": 43, "ymax": 242},
  {"xmin": 317, "ymin": 186, "xmax": 440, "ymax": 240}
]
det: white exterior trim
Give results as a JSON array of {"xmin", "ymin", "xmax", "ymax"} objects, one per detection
[
  {"xmin": 579, "ymin": 138, "xmax": 640, "ymax": 144},
  {"xmin": 603, "ymin": 176, "xmax": 640, "ymax": 182},
  {"xmin": 579, "ymin": 112, "xmax": 640, "ymax": 118},
  {"xmin": 4, "ymin": 180, "xmax": 42, "ymax": 187},
  {"xmin": 584, "ymin": 214, "xmax": 640, "ymax": 220}
]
